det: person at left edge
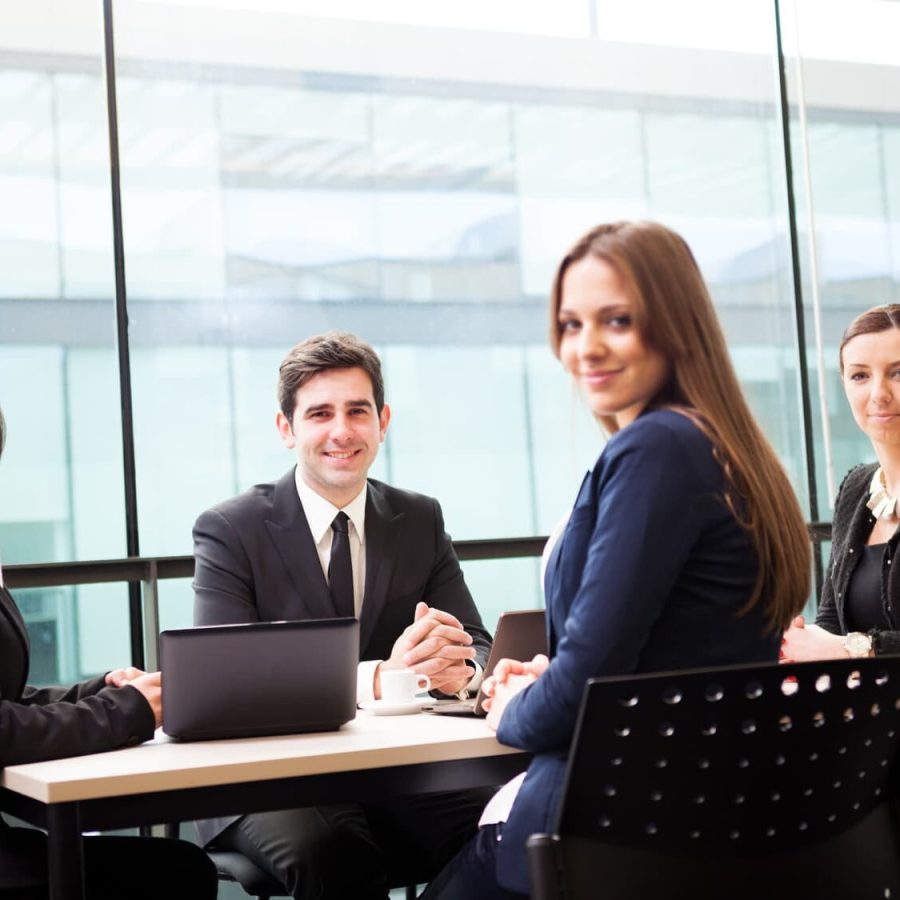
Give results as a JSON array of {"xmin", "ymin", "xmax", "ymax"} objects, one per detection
[
  {"xmin": 0, "ymin": 404, "xmax": 218, "ymax": 900},
  {"xmin": 192, "ymin": 330, "xmax": 493, "ymax": 900}
]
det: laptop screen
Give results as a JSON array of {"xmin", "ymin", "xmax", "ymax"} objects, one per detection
[
  {"xmin": 161, "ymin": 618, "xmax": 358, "ymax": 741},
  {"xmin": 473, "ymin": 609, "xmax": 547, "ymax": 714}
]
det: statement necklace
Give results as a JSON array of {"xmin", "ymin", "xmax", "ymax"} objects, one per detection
[{"xmin": 867, "ymin": 467, "xmax": 899, "ymax": 520}]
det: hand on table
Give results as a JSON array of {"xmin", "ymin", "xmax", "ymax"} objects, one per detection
[
  {"xmin": 482, "ymin": 653, "xmax": 549, "ymax": 732},
  {"xmin": 107, "ymin": 668, "xmax": 162, "ymax": 726},
  {"xmin": 105, "ymin": 666, "xmax": 147, "ymax": 688},
  {"xmin": 780, "ymin": 615, "xmax": 849, "ymax": 663},
  {"xmin": 376, "ymin": 602, "xmax": 477, "ymax": 698}
]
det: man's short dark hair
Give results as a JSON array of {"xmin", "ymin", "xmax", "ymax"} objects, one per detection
[{"xmin": 278, "ymin": 331, "xmax": 385, "ymax": 421}]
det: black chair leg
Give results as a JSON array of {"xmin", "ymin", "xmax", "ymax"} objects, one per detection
[{"xmin": 405, "ymin": 885, "xmax": 417, "ymax": 900}]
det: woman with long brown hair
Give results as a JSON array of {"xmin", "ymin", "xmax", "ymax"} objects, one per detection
[
  {"xmin": 420, "ymin": 221, "xmax": 810, "ymax": 899},
  {"xmin": 783, "ymin": 305, "xmax": 900, "ymax": 662}
]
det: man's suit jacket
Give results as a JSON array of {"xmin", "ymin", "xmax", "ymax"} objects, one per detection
[
  {"xmin": 0, "ymin": 585, "xmax": 155, "ymax": 890},
  {"xmin": 493, "ymin": 410, "xmax": 782, "ymax": 893},
  {"xmin": 192, "ymin": 469, "xmax": 492, "ymax": 845}
]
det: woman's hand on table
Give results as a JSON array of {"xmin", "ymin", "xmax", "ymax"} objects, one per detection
[
  {"xmin": 482, "ymin": 654, "xmax": 549, "ymax": 732},
  {"xmin": 105, "ymin": 666, "xmax": 147, "ymax": 687},
  {"xmin": 780, "ymin": 615, "xmax": 850, "ymax": 662},
  {"xmin": 107, "ymin": 669, "xmax": 162, "ymax": 726}
]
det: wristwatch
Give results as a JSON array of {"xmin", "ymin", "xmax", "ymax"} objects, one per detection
[{"xmin": 843, "ymin": 632, "xmax": 873, "ymax": 658}]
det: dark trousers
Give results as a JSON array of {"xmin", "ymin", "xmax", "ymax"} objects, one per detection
[
  {"xmin": 418, "ymin": 824, "xmax": 527, "ymax": 900},
  {"xmin": 0, "ymin": 826, "xmax": 218, "ymax": 899},
  {"xmin": 213, "ymin": 788, "xmax": 494, "ymax": 900}
]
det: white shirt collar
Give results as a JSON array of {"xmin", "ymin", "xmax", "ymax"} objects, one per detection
[{"xmin": 294, "ymin": 470, "xmax": 367, "ymax": 545}]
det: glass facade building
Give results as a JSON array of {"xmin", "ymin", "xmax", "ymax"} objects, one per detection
[{"xmin": 2, "ymin": 0, "xmax": 899, "ymax": 684}]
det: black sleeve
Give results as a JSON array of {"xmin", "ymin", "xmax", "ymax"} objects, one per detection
[
  {"xmin": 421, "ymin": 498, "xmax": 492, "ymax": 670},
  {"xmin": 816, "ymin": 567, "xmax": 841, "ymax": 634},
  {"xmin": 0, "ymin": 684, "xmax": 156, "ymax": 767},
  {"xmin": 872, "ymin": 629, "xmax": 900, "ymax": 655},
  {"xmin": 816, "ymin": 467, "xmax": 857, "ymax": 635},
  {"xmin": 193, "ymin": 507, "xmax": 261, "ymax": 626},
  {"xmin": 19, "ymin": 673, "xmax": 108, "ymax": 706}
]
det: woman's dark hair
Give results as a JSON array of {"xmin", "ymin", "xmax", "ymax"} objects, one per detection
[{"xmin": 839, "ymin": 305, "xmax": 900, "ymax": 372}]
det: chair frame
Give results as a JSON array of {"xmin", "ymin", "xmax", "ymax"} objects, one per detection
[{"xmin": 528, "ymin": 655, "xmax": 900, "ymax": 900}]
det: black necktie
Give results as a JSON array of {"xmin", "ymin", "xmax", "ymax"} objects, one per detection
[{"xmin": 328, "ymin": 512, "xmax": 355, "ymax": 618}]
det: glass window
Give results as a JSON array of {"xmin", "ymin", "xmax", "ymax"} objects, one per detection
[
  {"xmin": 0, "ymin": 3, "xmax": 132, "ymax": 682},
  {"xmin": 14, "ymin": 0, "xmax": 898, "ymax": 676},
  {"xmin": 782, "ymin": 0, "xmax": 900, "ymax": 512}
]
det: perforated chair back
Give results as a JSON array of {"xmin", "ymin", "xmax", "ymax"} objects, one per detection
[{"xmin": 528, "ymin": 656, "xmax": 900, "ymax": 900}]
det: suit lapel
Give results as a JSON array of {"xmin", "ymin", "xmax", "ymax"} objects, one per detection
[
  {"xmin": 543, "ymin": 534, "xmax": 565, "ymax": 653},
  {"xmin": 360, "ymin": 482, "xmax": 405, "ymax": 653},
  {"xmin": 571, "ymin": 468, "xmax": 594, "ymax": 512},
  {"xmin": 546, "ymin": 470, "xmax": 594, "ymax": 652},
  {"xmin": 264, "ymin": 469, "xmax": 337, "ymax": 620}
]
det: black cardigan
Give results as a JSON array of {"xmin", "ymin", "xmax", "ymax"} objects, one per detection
[{"xmin": 816, "ymin": 463, "xmax": 900, "ymax": 654}]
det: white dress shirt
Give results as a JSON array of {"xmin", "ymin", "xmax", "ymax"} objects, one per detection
[
  {"xmin": 294, "ymin": 472, "xmax": 367, "ymax": 616},
  {"xmin": 293, "ymin": 472, "xmax": 482, "ymax": 704},
  {"xmin": 294, "ymin": 473, "xmax": 380, "ymax": 702}
]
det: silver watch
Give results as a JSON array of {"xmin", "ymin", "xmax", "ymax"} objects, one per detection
[{"xmin": 843, "ymin": 632, "xmax": 873, "ymax": 658}]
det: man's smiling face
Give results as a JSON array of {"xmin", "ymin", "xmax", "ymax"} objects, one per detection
[{"xmin": 276, "ymin": 367, "xmax": 390, "ymax": 508}]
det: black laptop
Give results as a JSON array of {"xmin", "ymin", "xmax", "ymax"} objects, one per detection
[
  {"xmin": 160, "ymin": 618, "xmax": 358, "ymax": 741},
  {"xmin": 426, "ymin": 609, "xmax": 547, "ymax": 717}
]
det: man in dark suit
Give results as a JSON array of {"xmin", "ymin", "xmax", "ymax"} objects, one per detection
[{"xmin": 192, "ymin": 331, "xmax": 492, "ymax": 900}]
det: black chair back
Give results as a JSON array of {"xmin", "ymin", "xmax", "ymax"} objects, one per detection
[{"xmin": 528, "ymin": 656, "xmax": 900, "ymax": 900}]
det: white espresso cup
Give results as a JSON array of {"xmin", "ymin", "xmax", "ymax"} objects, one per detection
[{"xmin": 380, "ymin": 669, "xmax": 431, "ymax": 704}]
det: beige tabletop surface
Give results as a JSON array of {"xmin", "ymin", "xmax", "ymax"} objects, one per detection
[{"xmin": 1, "ymin": 709, "xmax": 524, "ymax": 804}]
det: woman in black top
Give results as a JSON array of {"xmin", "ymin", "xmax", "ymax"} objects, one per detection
[
  {"xmin": 0, "ymin": 405, "xmax": 217, "ymax": 899},
  {"xmin": 783, "ymin": 304, "xmax": 900, "ymax": 661}
]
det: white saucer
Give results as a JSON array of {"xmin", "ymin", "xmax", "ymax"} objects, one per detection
[{"xmin": 359, "ymin": 698, "xmax": 428, "ymax": 716}]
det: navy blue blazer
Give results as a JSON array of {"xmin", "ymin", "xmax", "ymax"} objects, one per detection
[{"xmin": 495, "ymin": 409, "xmax": 781, "ymax": 892}]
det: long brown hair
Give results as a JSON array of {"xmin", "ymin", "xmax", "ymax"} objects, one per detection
[
  {"xmin": 839, "ymin": 304, "xmax": 900, "ymax": 371},
  {"xmin": 550, "ymin": 221, "xmax": 810, "ymax": 631}
]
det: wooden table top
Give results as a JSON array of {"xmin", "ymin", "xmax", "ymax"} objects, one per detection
[{"xmin": 1, "ymin": 709, "xmax": 523, "ymax": 804}]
